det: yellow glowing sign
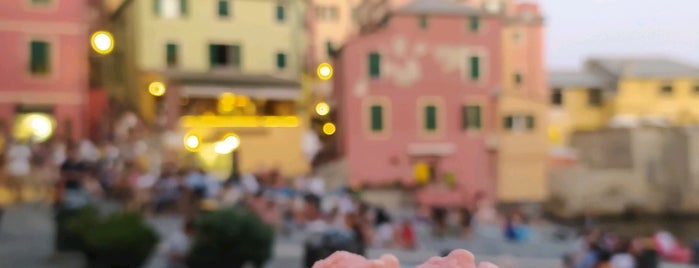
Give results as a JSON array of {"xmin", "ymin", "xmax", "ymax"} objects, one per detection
[
  {"xmin": 91, "ymin": 31, "xmax": 114, "ymax": 55},
  {"xmin": 317, "ymin": 63, "xmax": 333, "ymax": 80},
  {"xmin": 184, "ymin": 133, "xmax": 201, "ymax": 151},
  {"xmin": 315, "ymin": 102, "xmax": 330, "ymax": 116},
  {"xmin": 322, "ymin": 122, "xmax": 336, "ymax": 135},
  {"xmin": 180, "ymin": 115, "xmax": 300, "ymax": 128},
  {"xmin": 148, "ymin": 81, "xmax": 166, "ymax": 97},
  {"xmin": 414, "ymin": 162, "xmax": 430, "ymax": 184}
]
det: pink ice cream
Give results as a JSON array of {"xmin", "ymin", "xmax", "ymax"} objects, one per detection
[{"xmin": 312, "ymin": 249, "xmax": 497, "ymax": 268}]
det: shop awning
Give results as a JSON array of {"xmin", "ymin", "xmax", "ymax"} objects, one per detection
[
  {"xmin": 407, "ymin": 143, "xmax": 456, "ymax": 156},
  {"xmin": 163, "ymin": 70, "xmax": 301, "ymax": 100}
]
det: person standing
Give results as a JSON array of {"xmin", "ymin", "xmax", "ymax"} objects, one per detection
[{"xmin": 5, "ymin": 140, "xmax": 32, "ymax": 202}]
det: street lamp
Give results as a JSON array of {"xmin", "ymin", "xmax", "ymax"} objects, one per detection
[
  {"xmin": 315, "ymin": 102, "xmax": 330, "ymax": 116},
  {"xmin": 148, "ymin": 81, "xmax": 166, "ymax": 97},
  {"xmin": 322, "ymin": 122, "xmax": 336, "ymax": 136},
  {"xmin": 317, "ymin": 63, "xmax": 333, "ymax": 80},
  {"xmin": 214, "ymin": 134, "xmax": 240, "ymax": 155},
  {"xmin": 184, "ymin": 133, "xmax": 201, "ymax": 152},
  {"xmin": 90, "ymin": 31, "xmax": 114, "ymax": 55}
]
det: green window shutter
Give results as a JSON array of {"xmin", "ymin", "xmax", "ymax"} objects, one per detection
[
  {"xmin": 166, "ymin": 43, "xmax": 177, "ymax": 67},
  {"xmin": 276, "ymin": 53, "xmax": 286, "ymax": 69},
  {"xmin": 419, "ymin": 15, "xmax": 428, "ymax": 29},
  {"xmin": 370, "ymin": 105, "xmax": 383, "ymax": 131},
  {"xmin": 469, "ymin": 16, "xmax": 480, "ymax": 32},
  {"xmin": 369, "ymin": 53, "xmax": 380, "ymax": 78},
  {"xmin": 180, "ymin": 0, "xmax": 188, "ymax": 16},
  {"xmin": 504, "ymin": 116, "xmax": 513, "ymax": 130},
  {"xmin": 326, "ymin": 41, "xmax": 334, "ymax": 57},
  {"xmin": 526, "ymin": 115, "xmax": 535, "ymax": 129},
  {"xmin": 218, "ymin": 0, "xmax": 229, "ymax": 17},
  {"xmin": 154, "ymin": 0, "xmax": 161, "ymax": 16},
  {"xmin": 470, "ymin": 56, "xmax": 480, "ymax": 80},
  {"xmin": 514, "ymin": 73, "xmax": 522, "ymax": 85},
  {"xmin": 461, "ymin": 106, "xmax": 468, "ymax": 130},
  {"xmin": 425, "ymin": 105, "xmax": 437, "ymax": 131},
  {"xmin": 30, "ymin": 41, "xmax": 49, "ymax": 74},
  {"xmin": 469, "ymin": 105, "xmax": 482, "ymax": 129},
  {"xmin": 231, "ymin": 45, "xmax": 241, "ymax": 67},
  {"xmin": 209, "ymin": 44, "xmax": 217, "ymax": 67},
  {"xmin": 462, "ymin": 105, "xmax": 481, "ymax": 130},
  {"xmin": 276, "ymin": 4, "xmax": 285, "ymax": 22}
]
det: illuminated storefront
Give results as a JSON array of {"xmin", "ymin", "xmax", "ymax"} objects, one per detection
[{"xmin": 163, "ymin": 71, "xmax": 310, "ymax": 177}]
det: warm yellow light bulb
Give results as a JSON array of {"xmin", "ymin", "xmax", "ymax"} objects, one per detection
[
  {"xmin": 322, "ymin": 122, "xmax": 336, "ymax": 135},
  {"xmin": 315, "ymin": 102, "xmax": 330, "ymax": 116},
  {"xmin": 148, "ymin": 81, "xmax": 166, "ymax": 97},
  {"xmin": 91, "ymin": 31, "xmax": 114, "ymax": 55},
  {"xmin": 317, "ymin": 63, "xmax": 333, "ymax": 80}
]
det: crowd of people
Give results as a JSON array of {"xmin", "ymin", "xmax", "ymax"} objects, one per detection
[
  {"xmin": 564, "ymin": 226, "xmax": 699, "ymax": 268},
  {"xmin": 4, "ymin": 134, "xmax": 698, "ymax": 268}
]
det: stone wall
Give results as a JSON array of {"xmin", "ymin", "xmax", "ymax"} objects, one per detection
[{"xmin": 549, "ymin": 127, "xmax": 699, "ymax": 218}]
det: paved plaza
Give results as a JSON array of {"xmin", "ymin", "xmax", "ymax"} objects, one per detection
[{"xmin": 2, "ymin": 203, "xmax": 697, "ymax": 268}]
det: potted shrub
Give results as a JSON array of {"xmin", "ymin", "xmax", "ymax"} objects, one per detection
[
  {"xmin": 82, "ymin": 212, "xmax": 159, "ymax": 268},
  {"xmin": 58, "ymin": 205, "xmax": 100, "ymax": 251},
  {"xmin": 187, "ymin": 207, "xmax": 274, "ymax": 268}
]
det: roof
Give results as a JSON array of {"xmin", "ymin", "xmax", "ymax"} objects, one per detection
[
  {"xmin": 163, "ymin": 70, "xmax": 300, "ymax": 88},
  {"xmin": 586, "ymin": 57, "xmax": 699, "ymax": 79},
  {"xmin": 394, "ymin": 0, "xmax": 481, "ymax": 16},
  {"xmin": 548, "ymin": 71, "xmax": 609, "ymax": 89}
]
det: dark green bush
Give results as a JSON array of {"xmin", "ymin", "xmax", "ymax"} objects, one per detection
[
  {"xmin": 57, "ymin": 206, "xmax": 100, "ymax": 251},
  {"xmin": 187, "ymin": 207, "xmax": 274, "ymax": 268},
  {"xmin": 83, "ymin": 212, "xmax": 159, "ymax": 268}
]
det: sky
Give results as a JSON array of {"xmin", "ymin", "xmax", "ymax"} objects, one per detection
[{"xmin": 536, "ymin": 0, "xmax": 699, "ymax": 70}]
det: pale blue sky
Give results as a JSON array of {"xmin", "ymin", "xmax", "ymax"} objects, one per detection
[{"xmin": 536, "ymin": 0, "xmax": 699, "ymax": 69}]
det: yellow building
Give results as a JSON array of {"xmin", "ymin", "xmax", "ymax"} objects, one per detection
[
  {"xmin": 495, "ymin": 1, "xmax": 550, "ymax": 203},
  {"xmin": 548, "ymin": 71, "xmax": 612, "ymax": 146},
  {"xmin": 106, "ymin": 0, "xmax": 310, "ymax": 176},
  {"xmin": 549, "ymin": 58, "xmax": 699, "ymax": 147}
]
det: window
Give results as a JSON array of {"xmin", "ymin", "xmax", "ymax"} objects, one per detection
[
  {"xmin": 370, "ymin": 105, "xmax": 383, "ymax": 132},
  {"xmin": 551, "ymin": 88, "xmax": 563, "ymax": 106},
  {"xmin": 424, "ymin": 105, "xmax": 437, "ymax": 131},
  {"xmin": 276, "ymin": 3, "xmax": 285, "ymax": 22},
  {"xmin": 419, "ymin": 15, "xmax": 428, "ymax": 29},
  {"xmin": 469, "ymin": 56, "xmax": 480, "ymax": 80},
  {"xmin": 209, "ymin": 44, "xmax": 241, "ymax": 68},
  {"xmin": 30, "ymin": 0, "xmax": 51, "ymax": 6},
  {"xmin": 155, "ymin": 0, "xmax": 187, "ymax": 18},
  {"xmin": 512, "ymin": 30, "xmax": 522, "ymax": 43},
  {"xmin": 503, "ymin": 115, "xmax": 534, "ymax": 131},
  {"xmin": 369, "ymin": 53, "xmax": 381, "ymax": 78},
  {"xmin": 326, "ymin": 41, "xmax": 335, "ymax": 57},
  {"xmin": 218, "ymin": 0, "xmax": 230, "ymax": 17},
  {"xmin": 166, "ymin": 43, "xmax": 178, "ymax": 67},
  {"xmin": 462, "ymin": 105, "xmax": 482, "ymax": 130},
  {"xmin": 469, "ymin": 16, "xmax": 480, "ymax": 32},
  {"xmin": 514, "ymin": 72, "xmax": 522, "ymax": 85},
  {"xmin": 276, "ymin": 53, "xmax": 286, "ymax": 69},
  {"xmin": 660, "ymin": 84, "xmax": 673, "ymax": 95},
  {"xmin": 316, "ymin": 6, "xmax": 339, "ymax": 21},
  {"xmin": 29, "ymin": 40, "xmax": 50, "ymax": 75},
  {"xmin": 588, "ymin": 88, "xmax": 603, "ymax": 106}
]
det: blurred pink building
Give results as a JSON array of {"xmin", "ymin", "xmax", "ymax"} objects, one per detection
[
  {"xmin": 334, "ymin": 0, "xmax": 547, "ymax": 207},
  {"xmin": 0, "ymin": 0, "xmax": 89, "ymax": 141}
]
